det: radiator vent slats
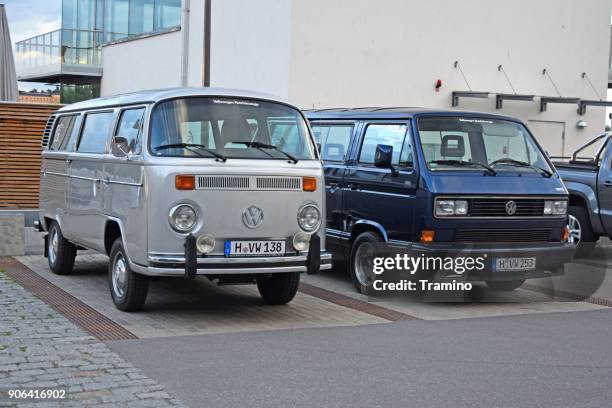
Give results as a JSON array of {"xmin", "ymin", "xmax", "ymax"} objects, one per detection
[
  {"xmin": 196, "ymin": 176, "xmax": 303, "ymax": 191},
  {"xmin": 41, "ymin": 115, "xmax": 57, "ymax": 149}
]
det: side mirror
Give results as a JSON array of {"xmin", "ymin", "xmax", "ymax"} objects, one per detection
[
  {"xmin": 111, "ymin": 136, "xmax": 129, "ymax": 157},
  {"xmin": 374, "ymin": 144, "xmax": 398, "ymax": 176}
]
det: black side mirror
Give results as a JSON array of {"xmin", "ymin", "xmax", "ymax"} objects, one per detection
[
  {"xmin": 111, "ymin": 136, "xmax": 129, "ymax": 157},
  {"xmin": 374, "ymin": 144, "xmax": 398, "ymax": 176}
]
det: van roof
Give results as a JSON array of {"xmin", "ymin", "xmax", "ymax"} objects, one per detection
[
  {"xmin": 304, "ymin": 107, "xmax": 520, "ymax": 121},
  {"xmin": 56, "ymin": 87, "xmax": 290, "ymax": 113}
]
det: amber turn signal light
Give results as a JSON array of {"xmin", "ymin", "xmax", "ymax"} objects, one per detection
[
  {"xmin": 303, "ymin": 177, "xmax": 317, "ymax": 192},
  {"xmin": 175, "ymin": 175, "xmax": 195, "ymax": 190},
  {"xmin": 562, "ymin": 226, "xmax": 570, "ymax": 242},
  {"xmin": 420, "ymin": 230, "xmax": 435, "ymax": 243}
]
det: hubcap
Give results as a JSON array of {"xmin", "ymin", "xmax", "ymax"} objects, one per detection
[
  {"xmin": 354, "ymin": 242, "xmax": 375, "ymax": 287},
  {"xmin": 567, "ymin": 214, "xmax": 581, "ymax": 245},
  {"xmin": 112, "ymin": 253, "xmax": 128, "ymax": 298},
  {"xmin": 49, "ymin": 227, "xmax": 59, "ymax": 265}
]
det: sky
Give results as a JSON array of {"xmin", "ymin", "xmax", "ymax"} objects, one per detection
[{"xmin": 2, "ymin": 0, "xmax": 62, "ymax": 91}]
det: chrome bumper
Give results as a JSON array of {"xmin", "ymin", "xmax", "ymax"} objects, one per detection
[{"xmin": 131, "ymin": 252, "xmax": 333, "ymax": 277}]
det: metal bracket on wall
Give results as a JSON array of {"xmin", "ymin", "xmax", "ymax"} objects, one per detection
[
  {"xmin": 577, "ymin": 100, "xmax": 612, "ymax": 115},
  {"xmin": 539, "ymin": 96, "xmax": 580, "ymax": 112},
  {"xmin": 451, "ymin": 91, "xmax": 489, "ymax": 107},
  {"xmin": 495, "ymin": 93, "xmax": 534, "ymax": 109}
]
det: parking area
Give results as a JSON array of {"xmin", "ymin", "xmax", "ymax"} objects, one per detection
[{"xmin": 6, "ymin": 237, "xmax": 611, "ymax": 340}]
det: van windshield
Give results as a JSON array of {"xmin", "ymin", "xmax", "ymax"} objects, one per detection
[
  {"xmin": 150, "ymin": 97, "xmax": 316, "ymax": 160},
  {"xmin": 417, "ymin": 116, "xmax": 553, "ymax": 176}
]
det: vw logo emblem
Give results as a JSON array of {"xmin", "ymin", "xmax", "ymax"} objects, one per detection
[
  {"xmin": 505, "ymin": 200, "xmax": 517, "ymax": 216},
  {"xmin": 242, "ymin": 205, "xmax": 264, "ymax": 228}
]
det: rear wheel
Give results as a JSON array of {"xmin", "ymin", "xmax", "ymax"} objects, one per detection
[
  {"xmin": 349, "ymin": 231, "xmax": 383, "ymax": 294},
  {"xmin": 47, "ymin": 221, "xmax": 76, "ymax": 275},
  {"xmin": 568, "ymin": 206, "xmax": 596, "ymax": 258},
  {"xmin": 257, "ymin": 273, "xmax": 300, "ymax": 305},
  {"xmin": 485, "ymin": 279, "xmax": 525, "ymax": 291},
  {"xmin": 108, "ymin": 238, "xmax": 149, "ymax": 312}
]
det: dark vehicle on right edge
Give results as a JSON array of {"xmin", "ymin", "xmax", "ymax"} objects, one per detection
[
  {"xmin": 305, "ymin": 108, "xmax": 574, "ymax": 293},
  {"xmin": 553, "ymin": 133, "xmax": 612, "ymax": 257}
]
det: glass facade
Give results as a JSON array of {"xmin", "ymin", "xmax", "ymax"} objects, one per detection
[{"xmin": 15, "ymin": 0, "xmax": 181, "ymax": 103}]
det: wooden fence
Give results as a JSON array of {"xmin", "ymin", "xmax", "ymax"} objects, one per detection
[{"xmin": 0, "ymin": 102, "xmax": 60, "ymax": 209}]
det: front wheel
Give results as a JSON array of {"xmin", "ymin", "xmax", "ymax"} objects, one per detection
[
  {"xmin": 47, "ymin": 221, "xmax": 76, "ymax": 275},
  {"xmin": 257, "ymin": 273, "xmax": 300, "ymax": 305},
  {"xmin": 568, "ymin": 206, "xmax": 596, "ymax": 258},
  {"xmin": 349, "ymin": 231, "xmax": 384, "ymax": 294},
  {"xmin": 108, "ymin": 238, "xmax": 149, "ymax": 312},
  {"xmin": 485, "ymin": 279, "xmax": 525, "ymax": 291}
]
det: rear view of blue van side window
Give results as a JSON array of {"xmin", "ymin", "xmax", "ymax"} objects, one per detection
[
  {"xmin": 359, "ymin": 124, "xmax": 407, "ymax": 165},
  {"xmin": 312, "ymin": 124, "xmax": 353, "ymax": 162}
]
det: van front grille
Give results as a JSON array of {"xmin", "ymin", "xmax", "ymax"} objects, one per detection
[
  {"xmin": 455, "ymin": 229, "xmax": 552, "ymax": 243},
  {"xmin": 468, "ymin": 198, "xmax": 545, "ymax": 217},
  {"xmin": 197, "ymin": 176, "xmax": 250, "ymax": 189},
  {"xmin": 196, "ymin": 176, "xmax": 302, "ymax": 191}
]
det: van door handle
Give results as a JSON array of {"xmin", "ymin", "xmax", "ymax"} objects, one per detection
[
  {"xmin": 102, "ymin": 177, "xmax": 110, "ymax": 185},
  {"xmin": 604, "ymin": 181, "xmax": 612, "ymax": 187},
  {"xmin": 347, "ymin": 183, "xmax": 359, "ymax": 190}
]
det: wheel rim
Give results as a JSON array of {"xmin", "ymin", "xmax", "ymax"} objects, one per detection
[
  {"xmin": 567, "ymin": 214, "xmax": 581, "ymax": 245},
  {"xmin": 48, "ymin": 227, "xmax": 59, "ymax": 265},
  {"xmin": 354, "ymin": 242, "xmax": 375, "ymax": 287},
  {"xmin": 112, "ymin": 253, "xmax": 127, "ymax": 298}
]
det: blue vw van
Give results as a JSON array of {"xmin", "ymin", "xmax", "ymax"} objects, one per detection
[{"xmin": 305, "ymin": 108, "xmax": 574, "ymax": 293}]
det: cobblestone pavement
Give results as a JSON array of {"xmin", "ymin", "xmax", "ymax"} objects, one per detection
[{"xmin": 0, "ymin": 271, "xmax": 184, "ymax": 408}]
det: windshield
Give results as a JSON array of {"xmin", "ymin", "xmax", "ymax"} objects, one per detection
[
  {"xmin": 417, "ymin": 116, "xmax": 553, "ymax": 175},
  {"xmin": 149, "ymin": 97, "xmax": 316, "ymax": 160}
]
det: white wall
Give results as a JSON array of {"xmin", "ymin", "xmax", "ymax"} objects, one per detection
[
  {"xmin": 101, "ymin": 31, "xmax": 183, "ymax": 96},
  {"xmin": 289, "ymin": 0, "xmax": 611, "ymax": 156},
  {"xmin": 209, "ymin": 0, "xmax": 292, "ymax": 98}
]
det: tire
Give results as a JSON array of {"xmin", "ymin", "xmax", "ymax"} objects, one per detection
[
  {"xmin": 47, "ymin": 221, "xmax": 76, "ymax": 275},
  {"xmin": 349, "ymin": 231, "xmax": 384, "ymax": 294},
  {"xmin": 568, "ymin": 205, "xmax": 596, "ymax": 258},
  {"xmin": 257, "ymin": 273, "xmax": 300, "ymax": 305},
  {"xmin": 108, "ymin": 238, "xmax": 149, "ymax": 312},
  {"xmin": 485, "ymin": 279, "xmax": 525, "ymax": 291}
]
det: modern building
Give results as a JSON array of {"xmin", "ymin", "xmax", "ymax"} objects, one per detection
[
  {"xmin": 14, "ymin": 0, "xmax": 181, "ymax": 103},
  {"xmin": 16, "ymin": 0, "xmax": 612, "ymax": 156}
]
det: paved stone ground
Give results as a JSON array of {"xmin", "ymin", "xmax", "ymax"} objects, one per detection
[
  {"xmin": 0, "ymin": 271, "xmax": 184, "ymax": 408},
  {"xmin": 16, "ymin": 254, "xmax": 387, "ymax": 338}
]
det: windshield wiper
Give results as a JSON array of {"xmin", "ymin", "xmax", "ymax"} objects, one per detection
[
  {"xmin": 429, "ymin": 159, "xmax": 496, "ymax": 176},
  {"xmin": 489, "ymin": 158, "xmax": 552, "ymax": 177},
  {"xmin": 154, "ymin": 143, "xmax": 227, "ymax": 162},
  {"xmin": 229, "ymin": 141, "xmax": 298, "ymax": 164}
]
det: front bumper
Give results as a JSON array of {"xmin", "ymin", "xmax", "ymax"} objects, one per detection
[{"xmin": 387, "ymin": 241, "xmax": 575, "ymax": 281}]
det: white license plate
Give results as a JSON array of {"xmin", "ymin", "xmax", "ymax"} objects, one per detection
[
  {"xmin": 225, "ymin": 240, "xmax": 286, "ymax": 256},
  {"xmin": 494, "ymin": 257, "xmax": 536, "ymax": 271}
]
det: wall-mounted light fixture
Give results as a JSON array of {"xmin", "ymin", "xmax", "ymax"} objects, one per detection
[{"xmin": 576, "ymin": 120, "xmax": 588, "ymax": 129}]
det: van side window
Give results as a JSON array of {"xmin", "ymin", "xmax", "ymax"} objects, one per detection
[
  {"xmin": 77, "ymin": 111, "xmax": 114, "ymax": 154},
  {"xmin": 358, "ymin": 124, "xmax": 407, "ymax": 165},
  {"xmin": 49, "ymin": 115, "xmax": 77, "ymax": 151},
  {"xmin": 116, "ymin": 108, "xmax": 145, "ymax": 154},
  {"xmin": 311, "ymin": 124, "xmax": 353, "ymax": 162}
]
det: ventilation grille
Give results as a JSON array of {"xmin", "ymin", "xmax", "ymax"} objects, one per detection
[
  {"xmin": 198, "ymin": 176, "xmax": 250, "ymax": 189},
  {"xmin": 41, "ymin": 115, "xmax": 57, "ymax": 149},
  {"xmin": 256, "ymin": 176, "xmax": 302, "ymax": 190},
  {"xmin": 468, "ymin": 198, "xmax": 545, "ymax": 217},
  {"xmin": 196, "ymin": 176, "xmax": 303, "ymax": 191},
  {"xmin": 455, "ymin": 229, "xmax": 552, "ymax": 243}
]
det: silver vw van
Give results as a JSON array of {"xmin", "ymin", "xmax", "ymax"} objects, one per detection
[{"xmin": 37, "ymin": 88, "xmax": 331, "ymax": 311}]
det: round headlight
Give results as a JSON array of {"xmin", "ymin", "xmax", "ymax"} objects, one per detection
[
  {"xmin": 169, "ymin": 204, "xmax": 197, "ymax": 232},
  {"xmin": 293, "ymin": 232, "xmax": 311, "ymax": 251},
  {"xmin": 196, "ymin": 234, "xmax": 215, "ymax": 254},
  {"xmin": 297, "ymin": 203, "xmax": 321, "ymax": 232}
]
